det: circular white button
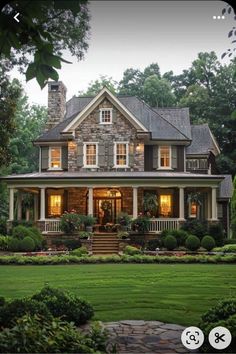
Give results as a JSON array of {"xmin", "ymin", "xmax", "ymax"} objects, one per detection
[
  {"xmin": 181, "ymin": 326, "xmax": 204, "ymax": 350},
  {"xmin": 208, "ymin": 326, "xmax": 232, "ymax": 350}
]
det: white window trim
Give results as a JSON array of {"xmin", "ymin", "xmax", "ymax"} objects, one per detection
[
  {"xmin": 157, "ymin": 145, "xmax": 172, "ymax": 170},
  {"xmin": 83, "ymin": 142, "xmax": 98, "ymax": 168},
  {"xmin": 48, "ymin": 146, "xmax": 62, "ymax": 171},
  {"xmin": 99, "ymin": 108, "xmax": 113, "ymax": 124},
  {"xmin": 114, "ymin": 142, "xmax": 129, "ymax": 168}
]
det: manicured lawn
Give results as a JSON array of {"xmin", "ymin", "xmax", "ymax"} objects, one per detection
[{"xmin": 0, "ymin": 264, "xmax": 235, "ymax": 326}]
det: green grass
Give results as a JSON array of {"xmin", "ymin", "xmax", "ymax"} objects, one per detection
[{"xmin": 0, "ymin": 264, "xmax": 235, "ymax": 326}]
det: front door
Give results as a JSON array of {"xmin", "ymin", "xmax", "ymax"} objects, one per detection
[{"xmin": 94, "ymin": 197, "xmax": 121, "ymax": 224}]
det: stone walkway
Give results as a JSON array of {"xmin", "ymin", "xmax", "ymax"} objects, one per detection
[{"xmin": 102, "ymin": 320, "xmax": 191, "ymax": 353}]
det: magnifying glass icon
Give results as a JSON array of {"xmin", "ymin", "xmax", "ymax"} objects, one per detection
[{"xmin": 190, "ymin": 334, "xmax": 196, "ymax": 341}]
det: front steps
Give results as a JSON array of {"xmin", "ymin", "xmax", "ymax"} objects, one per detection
[{"xmin": 92, "ymin": 233, "xmax": 119, "ymax": 255}]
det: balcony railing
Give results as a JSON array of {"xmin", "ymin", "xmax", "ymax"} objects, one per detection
[
  {"xmin": 44, "ymin": 219, "xmax": 61, "ymax": 233},
  {"xmin": 148, "ymin": 218, "xmax": 180, "ymax": 233}
]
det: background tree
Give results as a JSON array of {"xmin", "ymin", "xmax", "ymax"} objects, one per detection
[
  {"xmin": 78, "ymin": 75, "xmax": 117, "ymax": 96},
  {"xmin": 143, "ymin": 75, "xmax": 176, "ymax": 107},
  {"xmin": 0, "ymin": 0, "xmax": 90, "ymax": 87}
]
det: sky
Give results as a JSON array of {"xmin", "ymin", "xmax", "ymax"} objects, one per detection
[{"xmin": 10, "ymin": 0, "xmax": 235, "ymax": 106}]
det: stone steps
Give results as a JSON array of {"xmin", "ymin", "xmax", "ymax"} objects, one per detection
[{"xmin": 92, "ymin": 233, "xmax": 119, "ymax": 255}]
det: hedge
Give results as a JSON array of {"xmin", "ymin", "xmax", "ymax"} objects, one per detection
[{"xmin": 0, "ymin": 254, "xmax": 235, "ymax": 265}]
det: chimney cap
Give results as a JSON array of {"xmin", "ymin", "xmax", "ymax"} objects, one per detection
[{"xmin": 48, "ymin": 81, "xmax": 67, "ymax": 92}]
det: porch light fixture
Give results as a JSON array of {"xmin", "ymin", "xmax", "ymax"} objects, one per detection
[{"xmin": 136, "ymin": 144, "xmax": 141, "ymax": 151}]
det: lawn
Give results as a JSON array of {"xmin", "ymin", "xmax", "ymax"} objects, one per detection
[{"xmin": 0, "ymin": 264, "xmax": 235, "ymax": 326}]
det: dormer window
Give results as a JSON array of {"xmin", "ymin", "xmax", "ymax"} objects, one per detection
[
  {"xmin": 49, "ymin": 147, "xmax": 61, "ymax": 169},
  {"xmin": 100, "ymin": 108, "xmax": 112, "ymax": 124},
  {"xmin": 159, "ymin": 146, "xmax": 171, "ymax": 168}
]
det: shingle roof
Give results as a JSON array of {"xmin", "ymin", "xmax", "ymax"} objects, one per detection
[
  {"xmin": 219, "ymin": 175, "xmax": 233, "ymax": 199},
  {"xmin": 186, "ymin": 124, "xmax": 219, "ymax": 155}
]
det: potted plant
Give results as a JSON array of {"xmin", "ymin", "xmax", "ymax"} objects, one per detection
[
  {"xmin": 117, "ymin": 231, "xmax": 129, "ymax": 240},
  {"xmin": 143, "ymin": 193, "xmax": 158, "ymax": 216},
  {"xmin": 59, "ymin": 211, "xmax": 81, "ymax": 235},
  {"xmin": 78, "ymin": 231, "xmax": 92, "ymax": 240},
  {"xmin": 117, "ymin": 212, "xmax": 131, "ymax": 231},
  {"xmin": 83, "ymin": 215, "xmax": 96, "ymax": 232},
  {"xmin": 132, "ymin": 213, "xmax": 150, "ymax": 233}
]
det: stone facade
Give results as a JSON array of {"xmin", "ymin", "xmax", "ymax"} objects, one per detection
[
  {"xmin": 67, "ymin": 187, "xmax": 87, "ymax": 214},
  {"xmin": 45, "ymin": 81, "xmax": 67, "ymax": 131},
  {"xmin": 68, "ymin": 98, "xmax": 145, "ymax": 172}
]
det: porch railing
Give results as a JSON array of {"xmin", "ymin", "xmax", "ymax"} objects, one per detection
[
  {"xmin": 148, "ymin": 218, "xmax": 180, "ymax": 233},
  {"xmin": 44, "ymin": 219, "xmax": 61, "ymax": 233}
]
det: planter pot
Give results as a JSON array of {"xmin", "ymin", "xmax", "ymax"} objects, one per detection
[
  {"xmin": 85, "ymin": 226, "xmax": 93, "ymax": 232},
  {"xmin": 120, "ymin": 225, "xmax": 128, "ymax": 231}
]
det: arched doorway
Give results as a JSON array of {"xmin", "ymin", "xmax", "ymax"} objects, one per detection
[{"xmin": 91, "ymin": 188, "xmax": 122, "ymax": 224}]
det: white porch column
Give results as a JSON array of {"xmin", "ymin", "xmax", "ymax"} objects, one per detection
[
  {"xmin": 207, "ymin": 191, "xmax": 211, "ymax": 219},
  {"xmin": 211, "ymin": 187, "xmax": 218, "ymax": 220},
  {"xmin": 39, "ymin": 188, "xmax": 45, "ymax": 220},
  {"xmin": 9, "ymin": 188, "xmax": 14, "ymax": 221},
  {"xmin": 34, "ymin": 194, "xmax": 39, "ymax": 221},
  {"xmin": 88, "ymin": 187, "xmax": 93, "ymax": 216},
  {"xmin": 179, "ymin": 187, "xmax": 185, "ymax": 220},
  {"xmin": 17, "ymin": 190, "xmax": 22, "ymax": 221},
  {"xmin": 133, "ymin": 187, "xmax": 138, "ymax": 219}
]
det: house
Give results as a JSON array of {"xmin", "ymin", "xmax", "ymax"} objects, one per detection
[{"xmin": 3, "ymin": 81, "xmax": 233, "ymax": 239}]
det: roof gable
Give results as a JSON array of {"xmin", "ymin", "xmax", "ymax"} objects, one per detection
[{"xmin": 186, "ymin": 124, "xmax": 220, "ymax": 155}]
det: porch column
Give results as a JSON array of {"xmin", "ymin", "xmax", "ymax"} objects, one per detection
[
  {"xmin": 88, "ymin": 187, "xmax": 93, "ymax": 216},
  {"xmin": 9, "ymin": 188, "xmax": 14, "ymax": 221},
  {"xmin": 39, "ymin": 188, "xmax": 45, "ymax": 220},
  {"xmin": 17, "ymin": 190, "xmax": 22, "ymax": 221},
  {"xmin": 133, "ymin": 187, "xmax": 138, "ymax": 219},
  {"xmin": 211, "ymin": 187, "xmax": 218, "ymax": 220},
  {"xmin": 179, "ymin": 187, "xmax": 185, "ymax": 220},
  {"xmin": 207, "ymin": 191, "xmax": 211, "ymax": 219},
  {"xmin": 34, "ymin": 194, "xmax": 39, "ymax": 221}
]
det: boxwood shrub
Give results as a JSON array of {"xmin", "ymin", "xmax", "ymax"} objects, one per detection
[
  {"xmin": 31, "ymin": 286, "xmax": 94, "ymax": 325},
  {"xmin": 20, "ymin": 237, "xmax": 35, "ymax": 252},
  {"xmin": 201, "ymin": 235, "xmax": 215, "ymax": 251},
  {"xmin": 124, "ymin": 245, "xmax": 141, "ymax": 255},
  {"xmin": 164, "ymin": 235, "xmax": 177, "ymax": 250},
  {"xmin": 185, "ymin": 235, "xmax": 200, "ymax": 251}
]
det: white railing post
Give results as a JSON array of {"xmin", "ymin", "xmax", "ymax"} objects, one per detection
[{"xmin": 148, "ymin": 218, "xmax": 180, "ymax": 233}]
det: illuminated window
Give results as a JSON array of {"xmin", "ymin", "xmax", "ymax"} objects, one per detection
[
  {"xmin": 115, "ymin": 142, "xmax": 128, "ymax": 167},
  {"xmin": 189, "ymin": 202, "xmax": 197, "ymax": 218},
  {"xmin": 159, "ymin": 146, "xmax": 171, "ymax": 168},
  {"xmin": 49, "ymin": 195, "xmax": 62, "ymax": 216},
  {"xmin": 160, "ymin": 195, "xmax": 172, "ymax": 217},
  {"xmin": 50, "ymin": 147, "xmax": 61, "ymax": 169},
  {"xmin": 100, "ymin": 109, "xmax": 112, "ymax": 124},
  {"xmin": 84, "ymin": 143, "xmax": 97, "ymax": 167}
]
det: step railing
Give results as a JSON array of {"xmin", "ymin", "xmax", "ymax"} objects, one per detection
[
  {"xmin": 148, "ymin": 218, "xmax": 180, "ymax": 233},
  {"xmin": 44, "ymin": 219, "xmax": 61, "ymax": 233}
]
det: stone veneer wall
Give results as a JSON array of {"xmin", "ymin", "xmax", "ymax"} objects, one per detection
[
  {"xmin": 68, "ymin": 98, "xmax": 144, "ymax": 172},
  {"xmin": 46, "ymin": 81, "xmax": 67, "ymax": 131},
  {"xmin": 67, "ymin": 187, "xmax": 87, "ymax": 214}
]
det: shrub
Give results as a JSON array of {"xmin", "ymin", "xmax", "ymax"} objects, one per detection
[
  {"xmin": 124, "ymin": 245, "xmax": 141, "ymax": 255},
  {"xmin": 83, "ymin": 215, "xmax": 96, "ymax": 227},
  {"xmin": 19, "ymin": 237, "xmax": 35, "ymax": 252},
  {"xmin": 164, "ymin": 235, "xmax": 177, "ymax": 250},
  {"xmin": 213, "ymin": 244, "xmax": 236, "ymax": 253},
  {"xmin": 11, "ymin": 220, "xmax": 33, "ymax": 228},
  {"xmin": 63, "ymin": 238, "xmax": 82, "ymax": 250},
  {"xmin": 185, "ymin": 235, "xmax": 201, "ymax": 251},
  {"xmin": 0, "ymin": 297, "xmax": 5, "ymax": 307},
  {"xmin": 78, "ymin": 231, "xmax": 92, "ymax": 239},
  {"xmin": 0, "ymin": 314, "xmax": 108, "ymax": 354},
  {"xmin": 181, "ymin": 219, "xmax": 207, "ymax": 238},
  {"xmin": 0, "ymin": 236, "xmax": 11, "ymax": 251},
  {"xmin": 32, "ymin": 286, "xmax": 94, "ymax": 325},
  {"xmin": 201, "ymin": 235, "xmax": 215, "ymax": 251},
  {"xmin": 224, "ymin": 239, "xmax": 236, "ymax": 245},
  {"xmin": 117, "ymin": 231, "xmax": 129, "ymax": 239},
  {"xmin": 0, "ymin": 218, "xmax": 7, "ymax": 235},
  {"xmin": 12, "ymin": 225, "xmax": 32, "ymax": 240},
  {"xmin": 28, "ymin": 227, "xmax": 43, "ymax": 249},
  {"xmin": 199, "ymin": 298, "xmax": 236, "ymax": 353},
  {"xmin": 60, "ymin": 212, "xmax": 81, "ymax": 234},
  {"xmin": 208, "ymin": 223, "xmax": 224, "ymax": 246},
  {"xmin": 146, "ymin": 239, "xmax": 161, "ymax": 251},
  {"xmin": 0, "ymin": 298, "xmax": 52, "ymax": 328},
  {"xmin": 8, "ymin": 238, "xmax": 21, "ymax": 252},
  {"xmin": 70, "ymin": 247, "xmax": 88, "ymax": 257},
  {"xmin": 169, "ymin": 229, "xmax": 189, "ymax": 246},
  {"xmin": 117, "ymin": 212, "xmax": 131, "ymax": 227},
  {"xmin": 132, "ymin": 215, "xmax": 150, "ymax": 233}
]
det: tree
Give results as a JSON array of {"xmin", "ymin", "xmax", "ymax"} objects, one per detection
[
  {"xmin": 231, "ymin": 176, "xmax": 236, "ymax": 238},
  {"xmin": 78, "ymin": 75, "xmax": 117, "ymax": 96},
  {"xmin": 118, "ymin": 68, "xmax": 144, "ymax": 98},
  {"xmin": 0, "ymin": 0, "xmax": 90, "ymax": 87},
  {"xmin": 143, "ymin": 75, "xmax": 176, "ymax": 107}
]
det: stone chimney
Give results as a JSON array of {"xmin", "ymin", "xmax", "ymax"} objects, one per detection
[{"xmin": 45, "ymin": 81, "xmax": 67, "ymax": 131}]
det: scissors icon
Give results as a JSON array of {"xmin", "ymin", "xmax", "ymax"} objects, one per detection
[{"xmin": 215, "ymin": 332, "xmax": 225, "ymax": 343}]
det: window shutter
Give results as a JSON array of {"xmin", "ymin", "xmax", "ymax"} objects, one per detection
[
  {"xmin": 61, "ymin": 146, "xmax": 68, "ymax": 170},
  {"xmin": 129, "ymin": 143, "xmax": 134, "ymax": 167},
  {"xmin": 153, "ymin": 145, "xmax": 158, "ymax": 169},
  {"xmin": 77, "ymin": 143, "xmax": 83, "ymax": 167},
  {"xmin": 41, "ymin": 146, "xmax": 49, "ymax": 170},
  {"xmin": 108, "ymin": 143, "xmax": 114, "ymax": 167},
  {"xmin": 98, "ymin": 143, "xmax": 105, "ymax": 167},
  {"xmin": 112, "ymin": 109, "xmax": 117, "ymax": 123},
  {"xmin": 172, "ymin": 146, "xmax": 177, "ymax": 169},
  {"xmin": 95, "ymin": 110, "xmax": 100, "ymax": 123}
]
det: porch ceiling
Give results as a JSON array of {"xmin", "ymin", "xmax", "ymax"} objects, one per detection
[{"xmin": 2, "ymin": 171, "xmax": 224, "ymax": 189}]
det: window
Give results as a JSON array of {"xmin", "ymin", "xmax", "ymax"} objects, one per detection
[
  {"xmin": 186, "ymin": 159, "xmax": 208, "ymax": 170},
  {"xmin": 160, "ymin": 195, "xmax": 172, "ymax": 217},
  {"xmin": 159, "ymin": 146, "xmax": 171, "ymax": 168},
  {"xmin": 48, "ymin": 195, "xmax": 62, "ymax": 216},
  {"xmin": 115, "ymin": 142, "xmax": 128, "ymax": 167},
  {"xmin": 189, "ymin": 202, "xmax": 197, "ymax": 218},
  {"xmin": 49, "ymin": 147, "xmax": 61, "ymax": 169},
  {"xmin": 100, "ymin": 108, "xmax": 112, "ymax": 124},
  {"xmin": 84, "ymin": 143, "xmax": 98, "ymax": 167}
]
